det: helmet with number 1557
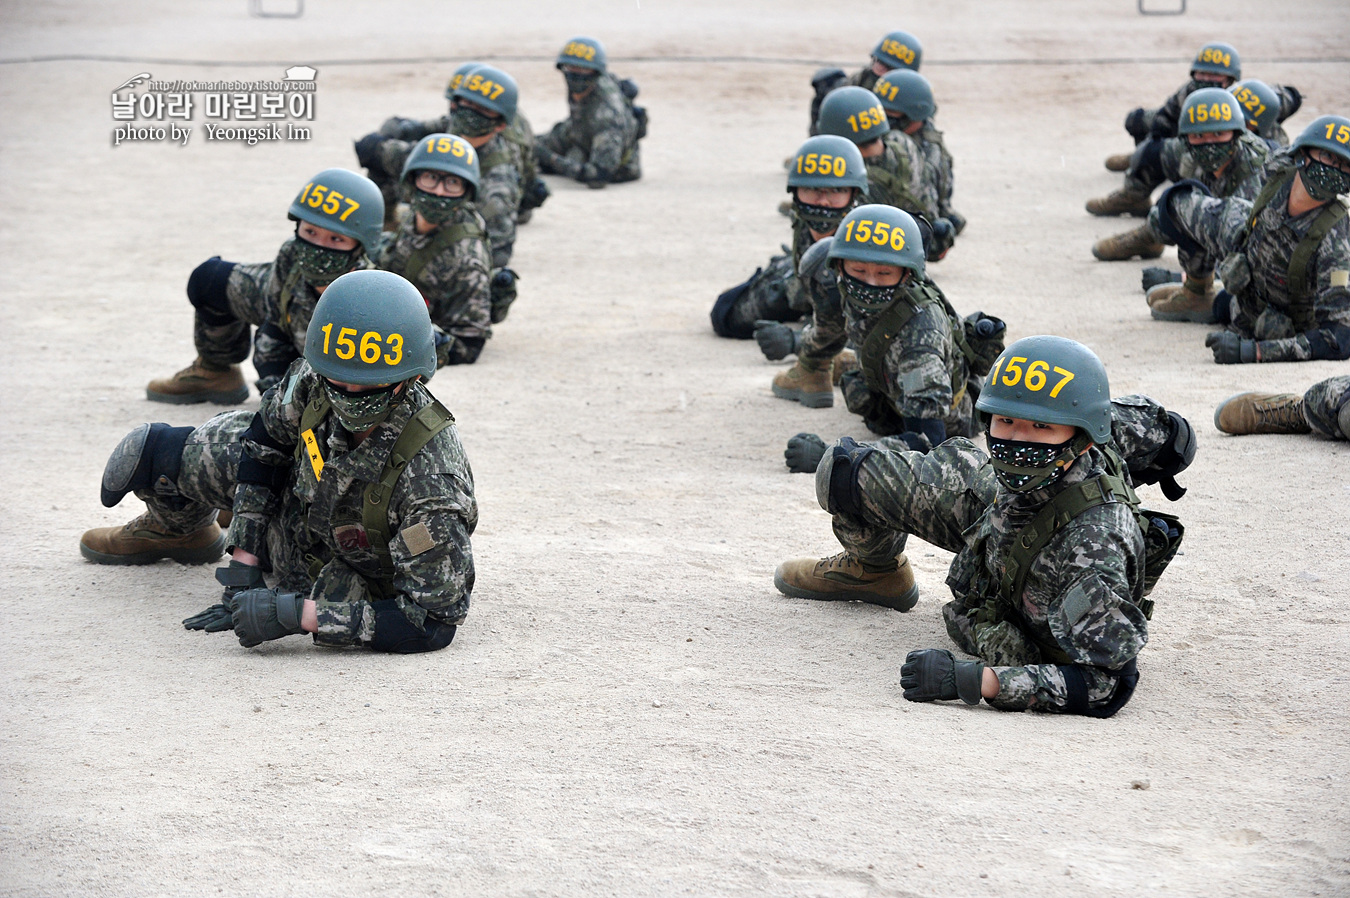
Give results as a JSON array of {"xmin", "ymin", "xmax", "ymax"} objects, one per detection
[{"xmin": 287, "ymin": 168, "xmax": 384, "ymax": 255}]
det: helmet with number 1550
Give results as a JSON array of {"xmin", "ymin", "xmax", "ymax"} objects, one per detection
[{"xmin": 304, "ymin": 270, "xmax": 436, "ymax": 385}]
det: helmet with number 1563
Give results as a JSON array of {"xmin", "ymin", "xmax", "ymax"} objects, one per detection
[
  {"xmin": 287, "ymin": 168, "xmax": 384, "ymax": 255},
  {"xmin": 976, "ymin": 336, "xmax": 1112, "ymax": 444},
  {"xmin": 304, "ymin": 270, "xmax": 436, "ymax": 385}
]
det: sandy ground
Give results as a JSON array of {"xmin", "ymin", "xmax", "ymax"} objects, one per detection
[{"xmin": 1, "ymin": 1, "xmax": 1349, "ymax": 895}]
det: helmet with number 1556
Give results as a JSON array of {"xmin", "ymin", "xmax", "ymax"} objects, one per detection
[{"xmin": 304, "ymin": 270, "xmax": 436, "ymax": 385}]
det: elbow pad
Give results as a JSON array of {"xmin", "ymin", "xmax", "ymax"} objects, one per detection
[{"xmin": 1132, "ymin": 411, "xmax": 1196, "ymax": 500}]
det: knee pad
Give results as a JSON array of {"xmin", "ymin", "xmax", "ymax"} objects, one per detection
[
  {"xmin": 367, "ymin": 599, "xmax": 457, "ymax": 654},
  {"xmin": 1151, "ymin": 180, "xmax": 1210, "ymax": 255},
  {"xmin": 100, "ymin": 422, "xmax": 194, "ymax": 507},
  {"xmin": 814, "ymin": 437, "xmax": 874, "ymax": 517},
  {"xmin": 1336, "ymin": 392, "xmax": 1350, "ymax": 441},
  {"xmin": 187, "ymin": 257, "xmax": 238, "ymax": 324}
]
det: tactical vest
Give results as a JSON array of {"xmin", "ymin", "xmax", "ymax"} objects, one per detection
[
  {"xmin": 294, "ymin": 392, "xmax": 456, "ymax": 592},
  {"xmin": 276, "ymin": 262, "xmax": 308, "ymax": 331},
  {"xmin": 395, "ymin": 219, "xmax": 486, "ymax": 295},
  {"xmin": 1237, "ymin": 166, "xmax": 1349, "ymax": 332},
  {"xmin": 992, "ymin": 448, "xmax": 1184, "ymax": 664},
  {"xmin": 856, "ymin": 282, "xmax": 979, "ymax": 410}
]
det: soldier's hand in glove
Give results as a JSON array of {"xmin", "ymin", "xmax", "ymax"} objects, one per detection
[
  {"xmin": 1124, "ymin": 107, "xmax": 1149, "ymax": 141},
  {"xmin": 354, "ymin": 133, "xmax": 386, "ymax": 173},
  {"xmin": 784, "ymin": 432, "xmax": 827, "ymax": 473},
  {"xmin": 183, "ymin": 603, "xmax": 235, "ymax": 632},
  {"xmin": 231, "ymin": 588, "xmax": 305, "ymax": 648},
  {"xmin": 926, "ymin": 218, "xmax": 955, "ymax": 261},
  {"xmin": 754, "ymin": 320, "xmax": 799, "ymax": 361},
  {"xmin": 1141, "ymin": 266, "xmax": 1183, "ymax": 292},
  {"xmin": 900, "ymin": 648, "xmax": 986, "ymax": 705},
  {"xmin": 1205, "ymin": 331, "xmax": 1257, "ymax": 364}
]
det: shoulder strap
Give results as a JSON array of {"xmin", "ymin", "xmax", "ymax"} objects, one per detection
[
  {"xmin": 858, "ymin": 293, "xmax": 921, "ymax": 393},
  {"xmin": 1246, "ymin": 166, "xmax": 1295, "ymax": 232},
  {"xmin": 361, "ymin": 399, "xmax": 457, "ymax": 584},
  {"xmin": 276, "ymin": 261, "xmax": 307, "ymax": 329},
  {"xmin": 402, "ymin": 219, "xmax": 486, "ymax": 289},
  {"xmin": 1287, "ymin": 200, "xmax": 1349, "ymax": 331},
  {"xmin": 294, "ymin": 390, "xmax": 331, "ymax": 482}
]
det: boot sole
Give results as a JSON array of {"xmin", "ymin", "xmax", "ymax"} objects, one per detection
[
  {"xmin": 771, "ymin": 383, "xmax": 833, "ymax": 408},
  {"xmin": 773, "ymin": 570, "xmax": 919, "ymax": 612},
  {"xmin": 1149, "ymin": 308, "xmax": 1217, "ymax": 323},
  {"xmin": 1092, "ymin": 246, "xmax": 1164, "ymax": 261},
  {"xmin": 145, "ymin": 386, "xmax": 249, "ymax": 405},
  {"xmin": 79, "ymin": 532, "xmax": 226, "ymax": 566}
]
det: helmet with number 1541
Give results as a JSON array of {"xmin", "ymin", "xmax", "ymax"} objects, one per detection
[
  {"xmin": 976, "ymin": 336, "xmax": 1112, "ymax": 444},
  {"xmin": 287, "ymin": 168, "xmax": 384, "ymax": 255},
  {"xmin": 304, "ymin": 270, "xmax": 436, "ymax": 385}
]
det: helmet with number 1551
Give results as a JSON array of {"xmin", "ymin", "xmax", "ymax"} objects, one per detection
[
  {"xmin": 304, "ymin": 270, "xmax": 436, "ymax": 385},
  {"xmin": 400, "ymin": 133, "xmax": 482, "ymax": 198}
]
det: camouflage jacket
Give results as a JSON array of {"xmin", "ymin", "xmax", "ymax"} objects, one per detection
[
  {"xmin": 1143, "ymin": 80, "xmax": 1300, "ymax": 140},
  {"xmin": 228, "ymin": 238, "xmax": 373, "ymax": 387},
  {"xmin": 846, "ymin": 67, "xmax": 880, "ymax": 91},
  {"xmin": 1139, "ymin": 129, "xmax": 1270, "ymax": 200},
  {"xmin": 870, "ymin": 132, "xmax": 937, "ymax": 218},
  {"xmin": 912, "ymin": 121, "xmax": 957, "ymax": 221},
  {"xmin": 549, "ymin": 74, "xmax": 639, "ymax": 176},
  {"xmin": 374, "ymin": 205, "xmax": 493, "ymax": 365},
  {"xmin": 228, "ymin": 360, "xmax": 477, "ymax": 646}
]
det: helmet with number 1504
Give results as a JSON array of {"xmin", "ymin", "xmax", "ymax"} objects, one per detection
[
  {"xmin": 304, "ymin": 270, "xmax": 436, "ymax": 385},
  {"xmin": 871, "ymin": 30, "xmax": 922, "ymax": 71},
  {"xmin": 1190, "ymin": 41, "xmax": 1241, "ymax": 82},
  {"xmin": 400, "ymin": 133, "xmax": 482, "ymax": 198},
  {"xmin": 817, "ymin": 86, "xmax": 891, "ymax": 145},
  {"xmin": 1177, "ymin": 87, "xmax": 1244, "ymax": 136},
  {"xmin": 873, "ymin": 69, "xmax": 935, "ymax": 124},
  {"xmin": 976, "ymin": 336, "xmax": 1112, "ymax": 444},
  {"xmin": 287, "ymin": 168, "xmax": 385, "ymax": 255},
  {"xmin": 828, "ymin": 204, "xmax": 926, "ymax": 274}
]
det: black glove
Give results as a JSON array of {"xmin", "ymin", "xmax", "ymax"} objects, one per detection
[
  {"xmin": 1141, "ymin": 266, "xmax": 1183, "ymax": 293},
  {"xmin": 754, "ymin": 320, "xmax": 799, "ymax": 361},
  {"xmin": 215, "ymin": 559, "xmax": 265, "ymax": 598},
  {"xmin": 183, "ymin": 603, "xmax": 235, "ymax": 632},
  {"xmin": 1205, "ymin": 331, "xmax": 1257, "ymax": 364},
  {"xmin": 900, "ymin": 648, "xmax": 985, "ymax": 705},
  {"xmin": 489, "ymin": 268, "xmax": 519, "ymax": 324},
  {"xmin": 231, "ymin": 588, "xmax": 305, "ymax": 648},
  {"xmin": 1124, "ymin": 107, "xmax": 1149, "ymax": 141},
  {"xmin": 926, "ymin": 218, "xmax": 955, "ymax": 261},
  {"xmin": 784, "ymin": 432, "xmax": 827, "ymax": 473},
  {"xmin": 946, "ymin": 211, "xmax": 968, "ymax": 235},
  {"xmin": 354, "ymin": 132, "xmax": 386, "ymax": 173},
  {"xmin": 521, "ymin": 177, "xmax": 551, "ymax": 211}
]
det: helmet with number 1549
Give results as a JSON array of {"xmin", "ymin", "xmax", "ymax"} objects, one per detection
[
  {"xmin": 976, "ymin": 336, "xmax": 1112, "ymax": 444},
  {"xmin": 1177, "ymin": 87, "xmax": 1244, "ymax": 136},
  {"xmin": 286, "ymin": 168, "xmax": 384, "ymax": 255},
  {"xmin": 304, "ymin": 270, "xmax": 436, "ymax": 385}
]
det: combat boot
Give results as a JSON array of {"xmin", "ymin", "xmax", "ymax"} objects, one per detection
[
  {"xmin": 146, "ymin": 357, "xmax": 248, "ymax": 405},
  {"xmin": 1092, "ymin": 224, "xmax": 1164, "ymax": 261},
  {"xmin": 1147, "ymin": 274, "xmax": 1218, "ymax": 323},
  {"xmin": 774, "ymin": 552, "xmax": 918, "ymax": 612},
  {"xmin": 831, "ymin": 348, "xmax": 859, "ymax": 387},
  {"xmin": 1104, "ymin": 153, "xmax": 1133, "ymax": 172},
  {"xmin": 1214, "ymin": 392, "xmax": 1311, "ymax": 435},
  {"xmin": 772, "ymin": 359, "xmax": 833, "ymax": 408},
  {"xmin": 80, "ymin": 514, "xmax": 225, "ymax": 565},
  {"xmin": 1085, "ymin": 188, "xmax": 1153, "ymax": 217}
]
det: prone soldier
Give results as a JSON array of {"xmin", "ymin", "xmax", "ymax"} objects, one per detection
[
  {"xmin": 1214, "ymin": 376, "xmax": 1350, "ymax": 440},
  {"xmin": 807, "ymin": 30, "xmax": 922, "ymax": 136},
  {"xmin": 81, "ymin": 270, "xmax": 477, "ymax": 654},
  {"xmin": 146, "ymin": 168, "xmax": 382, "ymax": 404},
  {"xmin": 535, "ymin": 37, "xmax": 645, "ymax": 189},
  {"xmin": 873, "ymin": 68, "xmax": 966, "ymax": 236}
]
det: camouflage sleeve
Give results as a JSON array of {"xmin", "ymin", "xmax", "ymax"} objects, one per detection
[
  {"xmin": 311, "ymin": 429, "xmax": 478, "ymax": 646},
  {"xmin": 797, "ymin": 276, "xmax": 848, "ymax": 363},
  {"xmin": 1273, "ymin": 84, "xmax": 1302, "ymax": 122},
  {"xmin": 1109, "ymin": 394, "xmax": 1175, "ymax": 467},
  {"xmin": 1148, "ymin": 83, "xmax": 1189, "ymax": 139},
  {"xmin": 585, "ymin": 87, "xmax": 635, "ymax": 178},
  {"xmin": 988, "ymin": 505, "xmax": 1149, "ymax": 713},
  {"xmin": 375, "ymin": 138, "xmax": 418, "ymax": 181},
  {"xmin": 1158, "ymin": 190, "xmax": 1251, "ymax": 261},
  {"xmin": 248, "ymin": 245, "xmax": 301, "ymax": 386},
  {"xmin": 421, "ymin": 227, "xmax": 493, "ymax": 346},
  {"xmin": 477, "ymin": 160, "xmax": 522, "ymax": 268},
  {"xmin": 880, "ymin": 306, "xmax": 954, "ymax": 421},
  {"xmin": 1257, "ymin": 223, "xmax": 1350, "ymax": 362},
  {"xmin": 1158, "ymin": 137, "xmax": 1187, "ymax": 183},
  {"xmin": 879, "ymin": 134, "xmax": 935, "ymax": 218}
]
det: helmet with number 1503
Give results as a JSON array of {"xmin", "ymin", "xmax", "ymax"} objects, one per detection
[
  {"xmin": 1177, "ymin": 87, "xmax": 1244, "ymax": 136},
  {"xmin": 1190, "ymin": 41, "xmax": 1241, "ymax": 82},
  {"xmin": 817, "ymin": 86, "xmax": 891, "ymax": 145},
  {"xmin": 976, "ymin": 336, "xmax": 1112, "ymax": 444},
  {"xmin": 287, "ymin": 168, "xmax": 385, "ymax": 255},
  {"xmin": 871, "ymin": 30, "xmax": 922, "ymax": 71},
  {"xmin": 304, "ymin": 270, "xmax": 436, "ymax": 385}
]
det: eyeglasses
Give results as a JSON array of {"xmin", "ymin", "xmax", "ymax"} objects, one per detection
[
  {"xmin": 1308, "ymin": 148, "xmax": 1350, "ymax": 175},
  {"xmin": 414, "ymin": 171, "xmax": 466, "ymax": 192}
]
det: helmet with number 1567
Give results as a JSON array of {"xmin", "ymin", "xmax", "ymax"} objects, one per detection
[
  {"xmin": 976, "ymin": 336, "xmax": 1112, "ymax": 444},
  {"xmin": 304, "ymin": 270, "xmax": 436, "ymax": 385}
]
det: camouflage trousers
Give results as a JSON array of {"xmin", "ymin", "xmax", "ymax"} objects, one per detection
[
  {"xmin": 1304, "ymin": 375, "xmax": 1350, "ymax": 439},
  {"xmin": 829, "ymin": 439, "xmax": 1123, "ymax": 713},
  {"xmin": 712, "ymin": 251, "xmax": 809, "ymax": 339},
  {"xmin": 195, "ymin": 262, "xmax": 299, "ymax": 388},
  {"xmin": 132, "ymin": 411, "xmax": 364, "ymax": 624},
  {"xmin": 535, "ymin": 133, "xmax": 641, "ymax": 183}
]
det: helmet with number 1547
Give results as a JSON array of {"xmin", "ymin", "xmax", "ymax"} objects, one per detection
[
  {"xmin": 304, "ymin": 270, "xmax": 436, "ymax": 385},
  {"xmin": 976, "ymin": 336, "xmax": 1112, "ymax": 444},
  {"xmin": 286, "ymin": 168, "xmax": 384, "ymax": 255}
]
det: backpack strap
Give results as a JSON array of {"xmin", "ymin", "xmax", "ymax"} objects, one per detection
[
  {"xmin": 295, "ymin": 390, "xmax": 331, "ymax": 482},
  {"xmin": 276, "ymin": 261, "xmax": 307, "ymax": 330},
  {"xmin": 360, "ymin": 399, "xmax": 457, "ymax": 586},
  {"xmin": 400, "ymin": 219, "xmax": 485, "ymax": 290},
  {"xmin": 857, "ymin": 293, "xmax": 921, "ymax": 395},
  {"xmin": 1287, "ymin": 200, "xmax": 1348, "ymax": 332}
]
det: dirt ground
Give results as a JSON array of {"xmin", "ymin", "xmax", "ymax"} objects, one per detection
[{"xmin": 1, "ymin": 1, "xmax": 1348, "ymax": 895}]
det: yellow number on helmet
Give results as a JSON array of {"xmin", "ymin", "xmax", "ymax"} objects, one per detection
[
  {"xmin": 359, "ymin": 331, "xmax": 382, "ymax": 363},
  {"xmin": 890, "ymin": 227, "xmax": 905, "ymax": 251},
  {"xmin": 1024, "ymin": 360, "xmax": 1049, "ymax": 391}
]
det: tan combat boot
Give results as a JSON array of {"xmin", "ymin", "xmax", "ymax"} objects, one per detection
[
  {"xmin": 772, "ymin": 359, "xmax": 834, "ymax": 408},
  {"xmin": 80, "ymin": 514, "xmax": 226, "ymax": 565},
  {"xmin": 1092, "ymin": 224, "xmax": 1165, "ymax": 261},
  {"xmin": 1104, "ymin": 152, "xmax": 1133, "ymax": 172},
  {"xmin": 830, "ymin": 348, "xmax": 859, "ymax": 387},
  {"xmin": 774, "ymin": 552, "xmax": 919, "ymax": 612},
  {"xmin": 1085, "ymin": 188, "xmax": 1153, "ymax": 217},
  {"xmin": 1147, "ymin": 274, "xmax": 1218, "ymax": 322},
  {"xmin": 146, "ymin": 357, "xmax": 249, "ymax": 405},
  {"xmin": 1214, "ymin": 393, "xmax": 1311, "ymax": 435},
  {"xmin": 216, "ymin": 509, "xmax": 233, "ymax": 529}
]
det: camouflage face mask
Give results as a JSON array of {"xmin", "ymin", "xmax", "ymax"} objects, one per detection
[
  {"xmin": 410, "ymin": 189, "xmax": 469, "ymax": 226},
  {"xmin": 986, "ymin": 434, "xmax": 1081, "ymax": 493},
  {"xmin": 451, "ymin": 105, "xmax": 500, "ymax": 138},
  {"xmin": 292, "ymin": 233, "xmax": 361, "ymax": 286},
  {"xmin": 1188, "ymin": 138, "xmax": 1237, "ymax": 172},
  {"xmin": 793, "ymin": 198, "xmax": 850, "ymax": 233},
  {"xmin": 564, "ymin": 71, "xmax": 599, "ymax": 94},
  {"xmin": 1298, "ymin": 155, "xmax": 1350, "ymax": 203},
  {"xmin": 839, "ymin": 272, "xmax": 898, "ymax": 312},
  {"xmin": 323, "ymin": 380, "xmax": 403, "ymax": 432}
]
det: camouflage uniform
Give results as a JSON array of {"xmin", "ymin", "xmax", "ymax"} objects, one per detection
[
  {"xmin": 1154, "ymin": 163, "xmax": 1350, "ymax": 361},
  {"xmin": 830, "ymin": 396, "xmax": 1173, "ymax": 713},
  {"xmin": 374, "ymin": 206, "xmax": 493, "ymax": 366},
  {"xmin": 869, "ymin": 132, "xmax": 937, "ymax": 219},
  {"xmin": 713, "ymin": 221, "xmax": 819, "ymax": 337},
  {"xmin": 139, "ymin": 360, "xmax": 476, "ymax": 648},
  {"xmin": 373, "ymin": 115, "xmax": 534, "ymax": 269},
  {"xmin": 197, "ymin": 239, "xmax": 373, "ymax": 392},
  {"xmin": 1303, "ymin": 375, "xmax": 1350, "ymax": 438},
  {"xmin": 911, "ymin": 122, "xmax": 960, "ymax": 224},
  {"xmin": 536, "ymin": 74, "xmax": 641, "ymax": 183}
]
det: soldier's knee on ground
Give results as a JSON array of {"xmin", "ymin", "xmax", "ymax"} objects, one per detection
[
  {"xmin": 368, "ymin": 599, "xmax": 457, "ymax": 653},
  {"xmin": 100, "ymin": 422, "xmax": 195, "ymax": 508},
  {"xmin": 187, "ymin": 257, "xmax": 238, "ymax": 324}
]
